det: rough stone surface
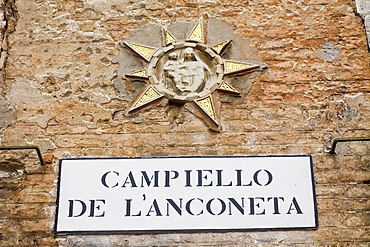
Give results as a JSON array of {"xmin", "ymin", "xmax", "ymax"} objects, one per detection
[
  {"xmin": 0, "ymin": 0, "xmax": 369, "ymax": 246},
  {"xmin": 0, "ymin": 96, "xmax": 16, "ymax": 128}
]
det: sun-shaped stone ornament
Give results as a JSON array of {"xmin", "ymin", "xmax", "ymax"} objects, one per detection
[{"xmin": 120, "ymin": 17, "xmax": 267, "ymax": 131}]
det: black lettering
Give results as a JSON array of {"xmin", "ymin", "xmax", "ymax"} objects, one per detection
[
  {"xmin": 197, "ymin": 170, "xmax": 213, "ymax": 187},
  {"xmin": 206, "ymin": 198, "xmax": 226, "ymax": 216},
  {"xmin": 101, "ymin": 171, "xmax": 119, "ymax": 188},
  {"xmin": 228, "ymin": 197, "xmax": 245, "ymax": 215},
  {"xmin": 165, "ymin": 170, "xmax": 179, "ymax": 187},
  {"xmin": 166, "ymin": 198, "xmax": 182, "ymax": 216},
  {"xmin": 249, "ymin": 197, "xmax": 266, "ymax": 215},
  {"xmin": 216, "ymin": 170, "xmax": 232, "ymax": 186},
  {"xmin": 88, "ymin": 199, "xmax": 105, "ymax": 217},
  {"xmin": 236, "ymin": 170, "xmax": 252, "ymax": 186},
  {"xmin": 287, "ymin": 197, "xmax": 303, "ymax": 214},
  {"xmin": 185, "ymin": 170, "xmax": 192, "ymax": 187},
  {"xmin": 68, "ymin": 199, "xmax": 87, "ymax": 217},
  {"xmin": 146, "ymin": 199, "xmax": 162, "ymax": 216},
  {"xmin": 124, "ymin": 199, "xmax": 141, "ymax": 217},
  {"xmin": 253, "ymin": 169, "xmax": 273, "ymax": 186},
  {"xmin": 185, "ymin": 198, "xmax": 203, "ymax": 216},
  {"xmin": 121, "ymin": 171, "xmax": 138, "ymax": 188},
  {"xmin": 268, "ymin": 197, "xmax": 284, "ymax": 215},
  {"xmin": 140, "ymin": 171, "xmax": 159, "ymax": 187}
]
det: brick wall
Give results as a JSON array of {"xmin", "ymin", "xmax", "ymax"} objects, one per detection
[{"xmin": 0, "ymin": 0, "xmax": 369, "ymax": 246}]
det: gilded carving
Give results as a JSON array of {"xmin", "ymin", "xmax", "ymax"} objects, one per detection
[{"xmin": 117, "ymin": 17, "xmax": 268, "ymax": 131}]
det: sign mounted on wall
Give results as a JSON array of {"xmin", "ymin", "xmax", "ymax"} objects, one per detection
[{"xmin": 55, "ymin": 156, "xmax": 317, "ymax": 233}]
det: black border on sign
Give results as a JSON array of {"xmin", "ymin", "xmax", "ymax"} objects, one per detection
[{"xmin": 54, "ymin": 155, "xmax": 318, "ymax": 234}]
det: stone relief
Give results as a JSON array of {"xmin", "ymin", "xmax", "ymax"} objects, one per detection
[
  {"xmin": 113, "ymin": 17, "xmax": 268, "ymax": 131},
  {"xmin": 147, "ymin": 41, "xmax": 224, "ymax": 102},
  {"xmin": 163, "ymin": 48, "xmax": 209, "ymax": 93}
]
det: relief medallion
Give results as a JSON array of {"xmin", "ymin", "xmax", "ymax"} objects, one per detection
[{"xmin": 113, "ymin": 17, "xmax": 267, "ymax": 131}]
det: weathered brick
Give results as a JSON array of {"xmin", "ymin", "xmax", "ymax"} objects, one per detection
[
  {"xmin": 22, "ymin": 219, "xmax": 50, "ymax": 231},
  {"xmin": 316, "ymin": 198, "xmax": 335, "ymax": 211},
  {"xmin": 0, "ymin": 0, "xmax": 369, "ymax": 245},
  {"xmin": 319, "ymin": 212, "xmax": 345, "ymax": 226}
]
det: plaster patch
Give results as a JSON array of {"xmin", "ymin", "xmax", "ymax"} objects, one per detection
[
  {"xmin": 0, "ymin": 96, "xmax": 17, "ymax": 128},
  {"xmin": 316, "ymin": 41, "xmax": 341, "ymax": 63}
]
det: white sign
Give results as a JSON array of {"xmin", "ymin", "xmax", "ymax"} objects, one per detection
[{"xmin": 55, "ymin": 156, "xmax": 317, "ymax": 233}]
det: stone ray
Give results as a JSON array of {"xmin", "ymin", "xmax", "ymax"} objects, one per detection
[
  {"xmin": 187, "ymin": 17, "xmax": 204, "ymax": 43},
  {"xmin": 224, "ymin": 60, "xmax": 259, "ymax": 75},
  {"xmin": 212, "ymin": 40, "xmax": 232, "ymax": 55},
  {"xmin": 217, "ymin": 81, "xmax": 240, "ymax": 95},
  {"xmin": 124, "ymin": 42, "xmax": 157, "ymax": 62},
  {"xmin": 128, "ymin": 86, "xmax": 164, "ymax": 113},
  {"xmin": 126, "ymin": 69, "xmax": 148, "ymax": 79},
  {"xmin": 194, "ymin": 96, "xmax": 218, "ymax": 124},
  {"xmin": 164, "ymin": 30, "xmax": 177, "ymax": 46}
]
